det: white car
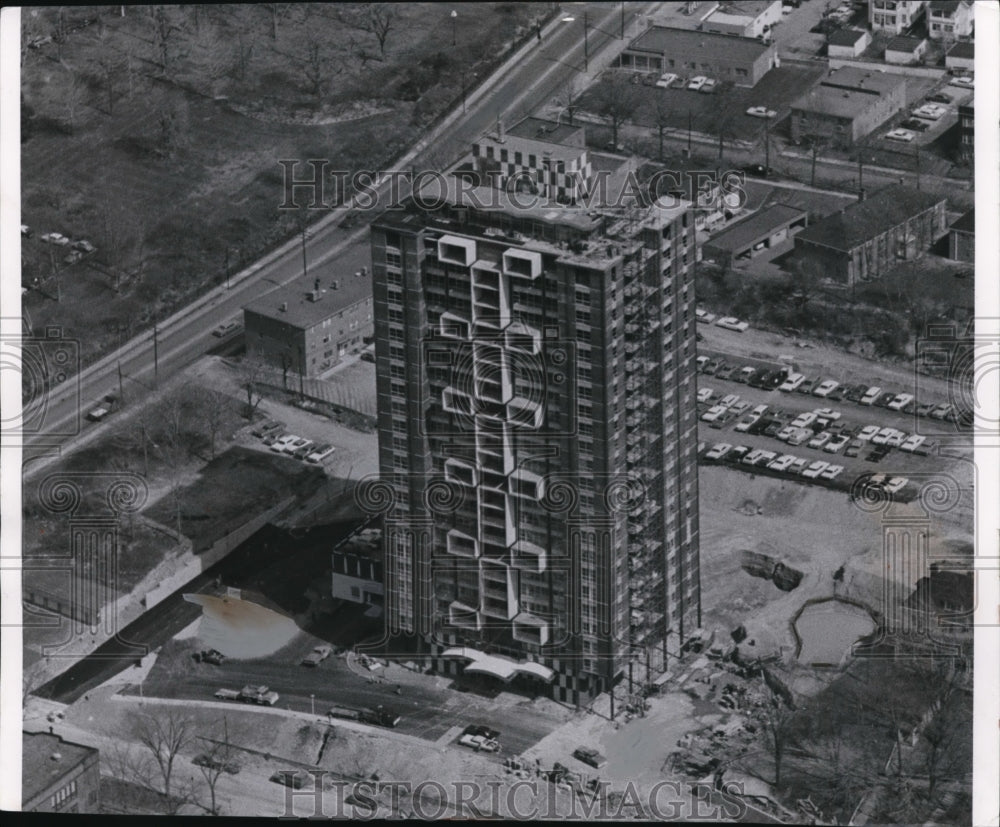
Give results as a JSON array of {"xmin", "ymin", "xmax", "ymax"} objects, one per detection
[
  {"xmin": 734, "ymin": 414, "xmax": 760, "ymax": 433},
  {"xmin": 695, "ymin": 309, "xmax": 717, "ymax": 324},
  {"xmin": 884, "ymin": 430, "xmax": 907, "ymax": 448},
  {"xmin": 705, "ymin": 442, "xmax": 733, "ymax": 460},
  {"xmin": 885, "ymin": 129, "xmax": 915, "ymax": 143},
  {"xmin": 949, "ymin": 76, "xmax": 974, "ymax": 89},
  {"xmin": 820, "ymin": 464, "xmax": 844, "ymax": 480},
  {"xmin": 697, "ymin": 387, "xmax": 714, "ymax": 403},
  {"xmin": 751, "ymin": 404, "xmax": 769, "ymax": 417},
  {"xmin": 913, "ymin": 104, "xmax": 945, "ymax": 120},
  {"xmin": 700, "ymin": 78, "xmax": 718, "ymax": 93},
  {"xmin": 719, "ymin": 394, "xmax": 740, "ymax": 409},
  {"xmin": 802, "ymin": 460, "xmax": 830, "ymax": 479},
  {"xmin": 789, "ymin": 458, "xmax": 809, "ymax": 474},
  {"xmin": 777, "ymin": 425, "xmax": 797, "ymax": 441},
  {"xmin": 860, "ymin": 386, "xmax": 882, "ymax": 405},
  {"xmin": 41, "ymin": 232, "xmax": 70, "ymax": 246},
  {"xmin": 768, "ymin": 454, "xmax": 797, "ymax": 472},
  {"xmin": 786, "ymin": 428, "xmax": 813, "ymax": 446},
  {"xmin": 270, "ymin": 434, "xmax": 300, "ymax": 453},
  {"xmin": 791, "ymin": 412, "xmax": 817, "ymax": 429},
  {"xmin": 824, "ymin": 434, "xmax": 851, "ymax": 454},
  {"xmin": 779, "ymin": 373, "xmax": 804, "ymax": 392},
  {"xmin": 813, "ymin": 380, "xmax": 840, "ymax": 398},
  {"xmin": 887, "ymin": 393, "xmax": 914, "ymax": 411},
  {"xmin": 715, "ymin": 317, "xmax": 749, "ymax": 332},
  {"xmin": 857, "ymin": 425, "xmax": 881, "ymax": 442},
  {"xmin": 701, "ymin": 405, "xmax": 727, "ymax": 422},
  {"xmin": 306, "ymin": 444, "xmax": 336, "ymax": 463},
  {"xmin": 687, "ymin": 76, "xmax": 708, "ymax": 91},
  {"xmin": 282, "ymin": 437, "xmax": 310, "ymax": 454},
  {"xmin": 808, "ymin": 431, "xmax": 832, "ymax": 450},
  {"xmin": 656, "ymin": 72, "xmax": 679, "ymax": 88},
  {"xmin": 813, "ymin": 407, "xmax": 842, "ymax": 421},
  {"xmin": 900, "ymin": 434, "xmax": 927, "ymax": 453},
  {"xmin": 741, "ymin": 449, "xmax": 764, "ymax": 466},
  {"xmin": 870, "ymin": 428, "xmax": 895, "ymax": 446},
  {"xmin": 884, "ymin": 477, "xmax": 908, "ymax": 494},
  {"xmin": 730, "ymin": 400, "xmax": 752, "ymax": 416},
  {"xmin": 697, "ymin": 355, "xmax": 709, "ymax": 369},
  {"xmin": 746, "ymin": 106, "xmax": 777, "ymax": 119}
]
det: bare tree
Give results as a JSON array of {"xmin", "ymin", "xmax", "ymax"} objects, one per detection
[
  {"xmin": 150, "ymin": 6, "xmax": 186, "ymax": 75},
  {"xmin": 261, "ymin": 3, "xmax": 292, "ymax": 40},
  {"xmin": 187, "ymin": 386, "xmax": 231, "ymax": 460},
  {"xmin": 129, "ymin": 708, "xmax": 198, "ymax": 814},
  {"xmin": 591, "ymin": 72, "xmax": 640, "ymax": 148},
  {"xmin": 556, "ymin": 76, "xmax": 583, "ymax": 127},
  {"xmin": 290, "ymin": 34, "xmax": 344, "ymax": 101},
  {"xmin": 195, "ymin": 716, "xmax": 241, "ymax": 816},
  {"xmin": 190, "ymin": 21, "xmax": 234, "ymax": 97},
  {"xmin": 99, "ymin": 198, "xmax": 145, "ymax": 293},
  {"xmin": 706, "ymin": 83, "xmax": 740, "ymax": 161},
  {"xmin": 240, "ymin": 357, "xmax": 268, "ymax": 420},
  {"xmin": 649, "ymin": 86, "xmax": 671, "ymax": 162},
  {"xmin": 63, "ymin": 74, "xmax": 88, "ymax": 134},
  {"xmin": 750, "ymin": 685, "xmax": 797, "ymax": 788},
  {"xmin": 226, "ymin": 6, "xmax": 259, "ymax": 81},
  {"xmin": 337, "ymin": 4, "xmax": 398, "ymax": 58}
]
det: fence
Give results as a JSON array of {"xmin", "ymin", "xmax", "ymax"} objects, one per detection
[{"xmin": 260, "ymin": 370, "xmax": 376, "ymax": 417}]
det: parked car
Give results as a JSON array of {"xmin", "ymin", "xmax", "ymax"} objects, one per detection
[
  {"xmin": 844, "ymin": 438, "xmax": 864, "ymax": 458},
  {"xmin": 791, "ymin": 411, "xmax": 817, "ymax": 429},
  {"xmin": 884, "ymin": 477, "xmax": 908, "ymax": 494},
  {"xmin": 746, "ymin": 106, "xmax": 777, "ymax": 119},
  {"xmin": 573, "ymin": 746, "xmax": 608, "ymax": 769},
  {"xmin": 888, "ymin": 393, "xmax": 914, "ymax": 411},
  {"xmin": 701, "ymin": 359, "xmax": 720, "ymax": 375},
  {"xmin": 700, "ymin": 405, "xmax": 727, "ymax": 422},
  {"xmin": 715, "ymin": 316, "xmax": 749, "ymax": 332},
  {"xmin": 820, "ymin": 464, "xmax": 844, "ymax": 480},
  {"xmin": 194, "ymin": 754, "xmax": 241, "ymax": 774},
  {"xmin": 884, "ymin": 430, "xmax": 906, "ymax": 448},
  {"xmin": 927, "ymin": 92, "xmax": 952, "ymax": 104},
  {"xmin": 900, "ymin": 434, "xmax": 927, "ymax": 453},
  {"xmin": 728, "ymin": 446, "xmax": 750, "ymax": 463},
  {"xmin": 40, "ymin": 232, "xmax": 70, "ymax": 246},
  {"xmin": 813, "ymin": 407, "xmax": 842, "ymax": 421},
  {"xmin": 719, "ymin": 394, "xmax": 740, "ymax": 409},
  {"xmin": 778, "ymin": 372, "xmax": 804, "ymax": 392},
  {"xmin": 699, "ymin": 78, "xmax": 717, "ymax": 93},
  {"xmin": 262, "ymin": 431, "xmax": 287, "ymax": 446},
  {"xmin": 697, "ymin": 387, "xmax": 714, "ymax": 403},
  {"xmin": 270, "ymin": 771, "xmax": 306, "ymax": 789},
  {"xmin": 687, "ymin": 76, "xmax": 708, "ymax": 91},
  {"xmin": 768, "ymin": 454, "xmax": 797, "ymax": 472},
  {"xmin": 252, "ymin": 420, "xmax": 283, "ymax": 438},
  {"xmin": 292, "ymin": 440, "xmax": 316, "ymax": 460},
  {"xmin": 307, "ymin": 444, "xmax": 336, "ymax": 463},
  {"xmin": 913, "ymin": 103, "xmax": 946, "ymax": 120},
  {"xmin": 734, "ymin": 414, "xmax": 760, "ymax": 433},
  {"xmin": 72, "ymin": 239, "xmax": 97, "ymax": 253},
  {"xmin": 807, "ymin": 431, "xmax": 833, "ymax": 450},
  {"xmin": 885, "ymin": 128, "xmax": 915, "ymax": 143},
  {"xmin": 269, "ymin": 434, "xmax": 300, "ymax": 452},
  {"xmin": 949, "ymin": 76, "xmax": 974, "ymax": 89},
  {"xmin": 705, "ymin": 442, "xmax": 733, "ymax": 460},
  {"xmin": 212, "ymin": 320, "xmax": 243, "ymax": 338},
  {"xmin": 802, "ymin": 460, "xmax": 830, "ymax": 479},
  {"xmin": 741, "ymin": 163, "xmax": 771, "ymax": 178},
  {"xmin": 656, "ymin": 72, "xmax": 679, "ymax": 88},
  {"xmin": 302, "ymin": 644, "xmax": 333, "ymax": 666},
  {"xmin": 870, "ymin": 427, "xmax": 895, "ymax": 446},
  {"xmin": 824, "ymin": 433, "xmax": 851, "ymax": 453},
  {"xmin": 21, "ymin": 224, "xmax": 33, "ymax": 237},
  {"xmin": 900, "ymin": 118, "xmax": 929, "ymax": 132},
  {"xmin": 860, "ymin": 386, "xmax": 882, "ymax": 405},
  {"xmin": 813, "ymin": 380, "xmax": 839, "ymax": 398},
  {"xmin": 283, "ymin": 437, "xmax": 310, "ymax": 454},
  {"xmin": 796, "ymin": 377, "xmax": 818, "ymax": 395},
  {"xmin": 86, "ymin": 393, "xmax": 118, "ymax": 422}
]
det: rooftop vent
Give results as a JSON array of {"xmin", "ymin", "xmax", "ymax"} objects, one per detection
[
  {"xmin": 50, "ymin": 752, "xmax": 62, "ymax": 761},
  {"xmin": 331, "ymin": 279, "xmax": 339, "ymax": 290},
  {"xmin": 308, "ymin": 290, "xmax": 321, "ymax": 302},
  {"xmin": 279, "ymin": 302, "xmax": 288, "ymax": 312}
]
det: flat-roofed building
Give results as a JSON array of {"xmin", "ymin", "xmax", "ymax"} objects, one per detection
[
  {"xmin": 884, "ymin": 35, "xmax": 928, "ymax": 64},
  {"xmin": 957, "ymin": 102, "xmax": 973, "ymax": 163},
  {"xmin": 703, "ymin": 204, "xmax": 808, "ymax": 268},
  {"xmin": 948, "ymin": 209, "xmax": 974, "ymax": 262},
  {"xmin": 701, "ymin": 0, "xmax": 782, "ymax": 39},
  {"xmin": 790, "ymin": 66, "xmax": 907, "ymax": 149},
  {"xmin": 793, "ymin": 185, "xmax": 947, "ymax": 285},
  {"xmin": 826, "ymin": 27, "xmax": 871, "ymax": 58},
  {"xmin": 945, "ymin": 40, "xmax": 974, "ymax": 73},
  {"xmin": 23, "ymin": 731, "xmax": 100, "ymax": 814},
  {"xmin": 618, "ymin": 25, "xmax": 778, "ymax": 86},
  {"xmin": 243, "ymin": 273, "xmax": 373, "ymax": 378}
]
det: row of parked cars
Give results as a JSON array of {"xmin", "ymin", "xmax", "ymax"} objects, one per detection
[
  {"xmin": 695, "ymin": 310, "xmax": 750, "ymax": 332},
  {"xmin": 251, "ymin": 419, "xmax": 336, "ymax": 463},
  {"xmin": 886, "ymin": 83, "xmax": 969, "ymax": 144},
  {"xmin": 698, "ymin": 355, "xmax": 962, "ymax": 423},
  {"xmin": 23, "ymin": 225, "xmax": 98, "ymax": 265}
]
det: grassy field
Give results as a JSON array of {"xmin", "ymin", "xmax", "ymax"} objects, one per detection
[{"xmin": 21, "ymin": 3, "xmax": 552, "ymax": 366}]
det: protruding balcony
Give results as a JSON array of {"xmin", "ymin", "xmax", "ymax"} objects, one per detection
[
  {"xmin": 448, "ymin": 600, "xmax": 482, "ymax": 630},
  {"xmin": 439, "ymin": 311, "xmax": 470, "ymax": 340},
  {"xmin": 502, "ymin": 248, "xmax": 542, "ymax": 280},
  {"xmin": 446, "ymin": 529, "xmax": 479, "ymax": 558},
  {"xmin": 444, "ymin": 458, "xmax": 478, "ymax": 488},
  {"xmin": 512, "ymin": 612, "xmax": 549, "ymax": 646},
  {"xmin": 511, "ymin": 539, "xmax": 547, "ymax": 573},
  {"xmin": 508, "ymin": 468, "xmax": 545, "ymax": 501},
  {"xmin": 438, "ymin": 235, "xmax": 477, "ymax": 267}
]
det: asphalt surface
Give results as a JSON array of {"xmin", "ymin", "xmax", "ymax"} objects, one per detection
[{"xmin": 22, "ymin": 2, "xmax": 657, "ymax": 471}]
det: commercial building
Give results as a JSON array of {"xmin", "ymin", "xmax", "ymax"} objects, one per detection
[
  {"xmin": 789, "ymin": 66, "xmax": 907, "ymax": 149},
  {"xmin": 793, "ymin": 185, "xmax": 947, "ymax": 285},
  {"xmin": 948, "ymin": 210, "xmax": 974, "ymax": 262},
  {"xmin": 243, "ymin": 273, "xmax": 373, "ymax": 379},
  {"xmin": 826, "ymin": 28, "xmax": 871, "ymax": 58},
  {"xmin": 331, "ymin": 537, "xmax": 384, "ymax": 617},
  {"xmin": 701, "ymin": 0, "xmax": 782, "ymax": 39},
  {"xmin": 369, "ymin": 135, "xmax": 702, "ymax": 709},
  {"xmin": 869, "ymin": 0, "xmax": 927, "ymax": 35},
  {"xmin": 618, "ymin": 25, "xmax": 778, "ymax": 87},
  {"xmin": 884, "ymin": 35, "xmax": 928, "ymax": 64},
  {"xmin": 945, "ymin": 41, "xmax": 974, "ymax": 73},
  {"xmin": 927, "ymin": 0, "xmax": 974, "ymax": 41},
  {"xmin": 703, "ymin": 204, "xmax": 808, "ymax": 268},
  {"xmin": 23, "ymin": 731, "xmax": 100, "ymax": 813},
  {"xmin": 471, "ymin": 118, "xmax": 592, "ymax": 205}
]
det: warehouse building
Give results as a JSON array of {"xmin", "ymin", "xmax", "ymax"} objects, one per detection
[
  {"xmin": 826, "ymin": 27, "xmax": 871, "ymax": 58},
  {"xmin": 618, "ymin": 25, "xmax": 778, "ymax": 87},
  {"xmin": 789, "ymin": 66, "xmax": 907, "ymax": 149},
  {"xmin": 700, "ymin": 0, "xmax": 782, "ymax": 39},
  {"xmin": 23, "ymin": 731, "xmax": 100, "ymax": 814}
]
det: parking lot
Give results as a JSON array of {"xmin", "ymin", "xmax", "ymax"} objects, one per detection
[{"xmin": 694, "ymin": 347, "xmax": 969, "ymax": 500}]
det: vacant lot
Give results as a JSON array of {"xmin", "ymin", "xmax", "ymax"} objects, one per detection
[{"xmin": 21, "ymin": 3, "xmax": 552, "ymax": 365}]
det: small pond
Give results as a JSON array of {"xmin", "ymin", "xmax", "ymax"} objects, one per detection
[{"xmin": 795, "ymin": 599, "xmax": 876, "ymax": 666}]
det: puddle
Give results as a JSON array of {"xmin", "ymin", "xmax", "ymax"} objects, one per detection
[
  {"xmin": 182, "ymin": 593, "xmax": 299, "ymax": 659},
  {"xmin": 794, "ymin": 600, "xmax": 876, "ymax": 667}
]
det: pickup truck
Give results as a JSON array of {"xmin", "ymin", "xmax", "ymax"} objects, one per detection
[{"xmin": 86, "ymin": 393, "xmax": 119, "ymax": 422}]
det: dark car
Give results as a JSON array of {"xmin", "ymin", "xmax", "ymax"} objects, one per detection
[
  {"xmin": 741, "ymin": 163, "xmax": 771, "ymax": 178},
  {"xmin": 193, "ymin": 649, "xmax": 225, "ymax": 665},
  {"xmin": 927, "ymin": 93, "xmax": 952, "ymax": 104},
  {"xmin": 193, "ymin": 754, "xmax": 241, "ymax": 775},
  {"xmin": 915, "ymin": 402, "xmax": 936, "ymax": 418},
  {"xmin": 271, "ymin": 771, "xmax": 306, "ymax": 789},
  {"xmin": 797, "ymin": 378, "xmax": 818, "ymax": 395},
  {"xmin": 826, "ymin": 385, "xmax": 845, "ymax": 401},
  {"xmin": 843, "ymin": 384, "xmax": 866, "ymax": 403},
  {"xmin": 252, "ymin": 420, "xmax": 281, "ymax": 438},
  {"xmin": 874, "ymin": 391, "xmax": 896, "ymax": 408},
  {"xmin": 573, "ymin": 746, "xmax": 608, "ymax": 769},
  {"xmin": 763, "ymin": 421, "xmax": 783, "ymax": 438},
  {"xmin": 900, "ymin": 118, "xmax": 929, "ymax": 132},
  {"xmin": 716, "ymin": 364, "xmax": 738, "ymax": 381},
  {"xmin": 463, "ymin": 724, "xmax": 501, "ymax": 740},
  {"xmin": 702, "ymin": 359, "xmax": 720, "ymax": 376}
]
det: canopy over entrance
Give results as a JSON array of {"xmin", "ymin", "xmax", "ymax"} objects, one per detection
[{"xmin": 441, "ymin": 647, "xmax": 554, "ymax": 682}]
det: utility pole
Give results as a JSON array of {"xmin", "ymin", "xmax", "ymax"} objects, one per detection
[
  {"xmin": 915, "ymin": 145, "xmax": 921, "ymax": 191},
  {"xmin": 225, "ymin": 247, "xmax": 230, "ymax": 289},
  {"xmin": 687, "ymin": 110, "xmax": 692, "ymax": 155},
  {"xmin": 300, "ymin": 224, "xmax": 308, "ymax": 278},
  {"xmin": 584, "ymin": 11, "xmax": 589, "ymax": 72},
  {"xmin": 764, "ymin": 114, "xmax": 771, "ymax": 173},
  {"xmin": 153, "ymin": 317, "xmax": 159, "ymax": 387},
  {"xmin": 117, "ymin": 361, "xmax": 124, "ymax": 404},
  {"xmin": 620, "ymin": 1, "xmax": 625, "ymax": 38}
]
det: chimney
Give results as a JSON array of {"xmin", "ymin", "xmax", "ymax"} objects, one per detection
[
  {"xmin": 497, "ymin": 116, "xmax": 505, "ymax": 143},
  {"xmin": 314, "ymin": 277, "xmax": 320, "ymax": 292},
  {"xmin": 308, "ymin": 290, "xmax": 320, "ymax": 302},
  {"xmin": 331, "ymin": 279, "xmax": 339, "ymax": 290},
  {"xmin": 858, "ymin": 187, "xmax": 866, "ymax": 202},
  {"xmin": 279, "ymin": 302, "xmax": 288, "ymax": 312}
]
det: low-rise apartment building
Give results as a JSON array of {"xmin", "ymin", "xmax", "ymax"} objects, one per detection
[
  {"xmin": 23, "ymin": 731, "xmax": 100, "ymax": 814},
  {"xmin": 701, "ymin": 0, "xmax": 782, "ymax": 39},
  {"xmin": 927, "ymin": 0, "xmax": 974, "ymax": 42},
  {"xmin": 870, "ymin": 0, "xmax": 926, "ymax": 35}
]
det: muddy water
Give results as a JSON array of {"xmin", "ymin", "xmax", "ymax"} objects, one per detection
[
  {"xmin": 182, "ymin": 593, "xmax": 299, "ymax": 658},
  {"xmin": 795, "ymin": 600, "xmax": 876, "ymax": 666}
]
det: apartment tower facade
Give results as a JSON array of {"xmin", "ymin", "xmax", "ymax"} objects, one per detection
[{"xmin": 368, "ymin": 139, "xmax": 701, "ymax": 707}]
